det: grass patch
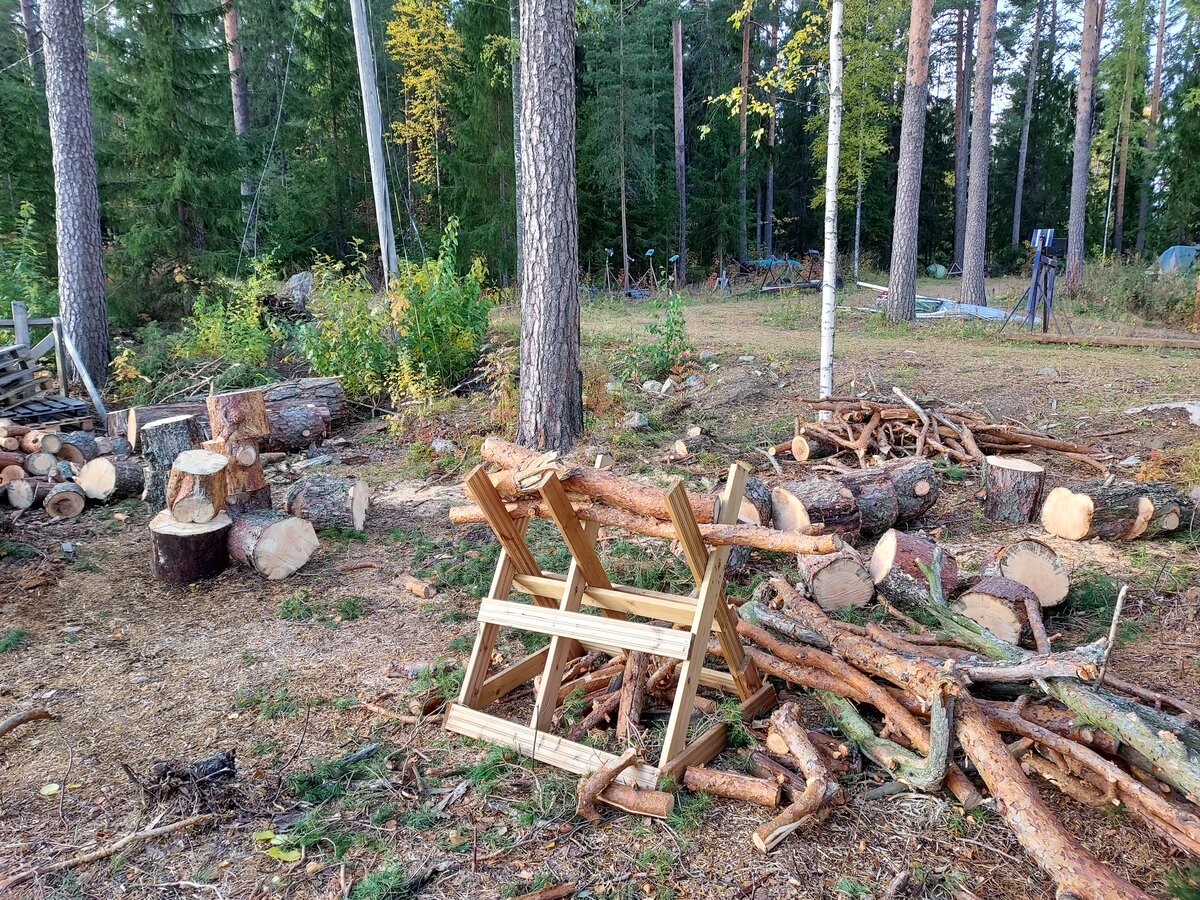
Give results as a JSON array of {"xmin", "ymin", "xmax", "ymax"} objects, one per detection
[
  {"xmin": 446, "ymin": 634, "xmax": 474, "ymax": 653},
  {"xmin": 236, "ymin": 683, "xmax": 302, "ymax": 720},
  {"xmin": 833, "ymin": 876, "xmax": 872, "ymax": 898},
  {"xmin": 512, "ymin": 770, "xmax": 575, "ymax": 827},
  {"xmin": 318, "ymin": 527, "xmax": 368, "ymax": 553},
  {"xmin": 0, "ymin": 541, "xmax": 38, "ymax": 560},
  {"xmin": 350, "ymin": 863, "xmax": 413, "ymax": 900},
  {"xmin": 0, "ymin": 628, "xmax": 29, "ymax": 653},
  {"xmin": 278, "ymin": 589, "xmax": 322, "ymax": 621},
  {"xmin": 286, "ymin": 742, "xmax": 388, "ymax": 805},
  {"xmin": 666, "ymin": 790, "xmax": 712, "ymax": 833},
  {"xmin": 336, "ymin": 596, "xmax": 366, "ymax": 621}
]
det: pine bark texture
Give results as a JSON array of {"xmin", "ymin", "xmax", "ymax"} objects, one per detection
[
  {"xmin": 880, "ymin": 457, "xmax": 937, "ymax": 520},
  {"xmin": 836, "ymin": 468, "xmax": 899, "ymax": 535},
  {"xmin": 149, "ymin": 511, "xmax": 232, "ymax": 584},
  {"xmin": 952, "ymin": 3, "xmax": 974, "ymax": 269},
  {"xmin": 1011, "ymin": 0, "xmax": 1044, "ymax": 247},
  {"xmin": 44, "ymin": 482, "xmax": 85, "ymax": 518},
  {"xmin": 515, "ymin": 0, "xmax": 583, "ymax": 452},
  {"xmin": 228, "ymin": 510, "xmax": 318, "ymax": 580},
  {"xmin": 510, "ymin": 0, "xmax": 524, "ymax": 302},
  {"xmin": 960, "ymin": 0, "xmax": 998, "ymax": 308},
  {"xmin": 40, "ymin": 0, "xmax": 111, "ymax": 387},
  {"xmin": 887, "ymin": 0, "xmax": 934, "ymax": 322},
  {"xmin": 285, "ymin": 474, "xmax": 369, "ymax": 531},
  {"xmin": 982, "ymin": 457, "xmax": 1045, "ymax": 524},
  {"xmin": 140, "ymin": 415, "xmax": 203, "ymax": 511},
  {"xmin": 1135, "ymin": 0, "xmax": 1168, "ymax": 254},
  {"xmin": 869, "ymin": 529, "xmax": 958, "ymax": 607},
  {"xmin": 1066, "ymin": 0, "xmax": 1103, "ymax": 288},
  {"xmin": 259, "ymin": 405, "xmax": 327, "ymax": 453}
]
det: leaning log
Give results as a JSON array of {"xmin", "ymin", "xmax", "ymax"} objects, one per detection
[
  {"xmin": 140, "ymin": 415, "xmax": 203, "ymax": 511},
  {"xmin": 576, "ymin": 747, "xmax": 639, "ymax": 822}
]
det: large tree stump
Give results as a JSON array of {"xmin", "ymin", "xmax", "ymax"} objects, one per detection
[
  {"xmin": 836, "ymin": 469, "xmax": 900, "ymax": 535},
  {"xmin": 76, "ymin": 458, "xmax": 145, "ymax": 502},
  {"xmin": 149, "ymin": 511, "xmax": 232, "ymax": 584},
  {"xmin": 228, "ymin": 510, "xmax": 319, "ymax": 579},
  {"xmin": 165, "ymin": 450, "xmax": 229, "ymax": 524},
  {"xmin": 55, "ymin": 431, "xmax": 99, "ymax": 465},
  {"xmin": 207, "ymin": 388, "xmax": 271, "ymax": 444},
  {"xmin": 771, "ymin": 478, "xmax": 860, "ymax": 537},
  {"xmin": 140, "ymin": 415, "xmax": 204, "ymax": 511},
  {"xmin": 260, "ymin": 404, "xmax": 328, "ymax": 453},
  {"xmin": 953, "ymin": 576, "xmax": 1033, "ymax": 645},
  {"xmin": 798, "ymin": 546, "xmax": 874, "ymax": 611},
  {"xmin": 980, "ymin": 540, "xmax": 1069, "ymax": 608},
  {"xmin": 868, "ymin": 529, "xmax": 958, "ymax": 607},
  {"xmin": 7, "ymin": 479, "xmax": 55, "ymax": 510},
  {"xmin": 880, "ymin": 458, "xmax": 938, "ymax": 520},
  {"xmin": 285, "ymin": 474, "xmax": 369, "ymax": 531},
  {"xmin": 983, "ymin": 456, "xmax": 1045, "ymax": 524},
  {"xmin": 43, "ymin": 482, "xmax": 86, "ymax": 519},
  {"xmin": 1041, "ymin": 481, "xmax": 1153, "ymax": 541}
]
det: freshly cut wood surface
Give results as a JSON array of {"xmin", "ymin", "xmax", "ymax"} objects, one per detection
[
  {"xmin": 19, "ymin": 430, "xmax": 61, "ymax": 455},
  {"xmin": 58, "ymin": 431, "xmax": 99, "ymax": 464},
  {"xmin": 285, "ymin": 474, "xmax": 369, "ymax": 531},
  {"xmin": 982, "ymin": 455, "xmax": 1044, "ymax": 524},
  {"xmin": 1041, "ymin": 482, "xmax": 1152, "ymax": 541},
  {"xmin": 881, "ymin": 457, "xmax": 938, "ymax": 520},
  {"xmin": 140, "ymin": 414, "xmax": 203, "ymax": 511},
  {"xmin": 983, "ymin": 539, "xmax": 1069, "ymax": 607},
  {"xmin": 228, "ymin": 510, "xmax": 318, "ymax": 579},
  {"xmin": 790, "ymin": 430, "xmax": 838, "ymax": 462},
  {"xmin": 952, "ymin": 576, "xmax": 1033, "ymax": 644},
  {"xmin": 6, "ymin": 478, "xmax": 54, "ymax": 510},
  {"xmin": 149, "ymin": 511, "xmax": 233, "ymax": 584},
  {"xmin": 165, "ymin": 449, "xmax": 229, "ymax": 523},
  {"xmin": 23, "ymin": 451, "xmax": 56, "ymax": 477},
  {"xmin": 771, "ymin": 478, "xmax": 860, "ymax": 536},
  {"xmin": 76, "ymin": 458, "xmax": 145, "ymax": 502},
  {"xmin": 798, "ymin": 546, "xmax": 874, "ymax": 611},
  {"xmin": 43, "ymin": 482, "xmax": 86, "ymax": 519},
  {"xmin": 869, "ymin": 529, "xmax": 957, "ymax": 607},
  {"xmin": 0, "ymin": 463, "xmax": 26, "ymax": 484}
]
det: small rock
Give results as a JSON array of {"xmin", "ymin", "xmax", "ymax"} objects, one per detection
[
  {"xmin": 130, "ymin": 674, "xmax": 149, "ymax": 684},
  {"xmin": 738, "ymin": 355, "xmax": 756, "ymax": 362},
  {"xmin": 293, "ymin": 454, "xmax": 334, "ymax": 470},
  {"xmin": 431, "ymin": 438, "xmax": 458, "ymax": 455},
  {"xmin": 709, "ymin": 363, "xmax": 720, "ymax": 371},
  {"xmin": 604, "ymin": 381, "xmax": 621, "ymax": 395},
  {"xmin": 61, "ymin": 542, "xmax": 75, "ymax": 554},
  {"xmin": 683, "ymin": 374, "xmax": 701, "ymax": 389},
  {"xmin": 660, "ymin": 377, "xmax": 677, "ymax": 394},
  {"xmin": 62, "ymin": 625, "xmax": 83, "ymax": 634},
  {"xmin": 641, "ymin": 379, "xmax": 663, "ymax": 395},
  {"xmin": 1037, "ymin": 367, "xmax": 1058, "ymax": 376},
  {"xmin": 699, "ymin": 349, "xmax": 718, "ymax": 360},
  {"xmin": 622, "ymin": 411, "xmax": 649, "ymax": 430},
  {"xmin": 1118, "ymin": 455, "xmax": 1142, "ymax": 467}
]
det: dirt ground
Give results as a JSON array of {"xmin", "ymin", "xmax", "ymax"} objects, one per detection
[{"xmin": 2, "ymin": 281, "xmax": 1199, "ymax": 899}]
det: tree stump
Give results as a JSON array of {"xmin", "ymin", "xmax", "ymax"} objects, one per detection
[
  {"xmin": 868, "ymin": 529, "xmax": 958, "ymax": 607},
  {"xmin": 836, "ymin": 469, "xmax": 900, "ymax": 535},
  {"xmin": 261, "ymin": 404, "xmax": 328, "ymax": 453},
  {"xmin": 165, "ymin": 450, "xmax": 229, "ymax": 524},
  {"xmin": 953, "ymin": 576, "xmax": 1034, "ymax": 644},
  {"xmin": 771, "ymin": 478, "xmax": 860, "ymax": 537},
  {"xmin": 726, "ymin": 474, "xmax": 772, "ymax": 573},
  {"xmin": 56, "ymin": 431, "xmax": 99, "ymax": 465},
  {"xmin": 140, "ymin": 415, "xmax": 204, "ymax": 511},
  {"xmin": 798, "ymin": 545, "xmax": 874, "ymax": 611},
  {"xmin": 44, "ymin": 482, "xmax": 86, "ymax": 519},
  {"xmin": 285, "ymin": 474, "xmax": 369, "ymax": 531},
  {"xmin": 207, "ymin": 388, "xmax": 271, "ymax": 443},
  {"xmin": 228, "ymin": 510, "xmax": 319, "ymax": 579},
  {"xmin": 1041, "ymin": 481, "xmax": 1154, "ymax": 541},
  {"xmin": 7, "ymin": 479, "xmax": 55, "ymax": 510},
  {"xmin": 980, "ymin": 539, "xmax": 1069, "ymax": 608},
  {"xmin": 76, "ymin": 458, "xmax": 145, "ymax": 502},
  {"xmin": 149, "ymin": 510, "xmax": 232, "ymax": 584},
  {"xmin": 880, "ymin": 457, "xmax": 938, "ymax": 520},
  {"xmin": 983, "ymin": 456, "xmax": 1045, "ymax": 524}
]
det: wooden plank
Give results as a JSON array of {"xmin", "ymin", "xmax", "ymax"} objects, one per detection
[
  {"xmin": 11, "ymin": 302, "xmax": 29, "ymax": 349},
  {"xmin": 999, "ymin": 332, "xmax": 1200, "ymax": 350},
  {"xmin": 513, "ymin": 573, "xmax": 706, "ymax": 629},
  {"xmin": 478, "ymin": 599, "xmax": 693, "ymax": 659},
  {"xmin": 698, "ymin": 668, "xmax": 738, "ymax": 693},
  {"xmin": 51, "ymin": 319, "xmax": 68, "ymax": 400},
  {"xmin": 658, "ymin": 683, "xmax": 777, "ymax": 779},
  {"xmin": 665, "ymin": 478, "xmax": 709, "ymax": 584},
  {"xmin": 536, "ymin": 471, "xmax": 612, "ymax": 589},
  {"xmin": 464, "ymin": 465, "xmax": 556, "ymax": 608},
  {"xmin": 445, "ymin": 704, "xmax": 661, "ymax": 788},
  {"xmin": 477, "ymin": 646, "xmax": 551, "ymax": 709}
]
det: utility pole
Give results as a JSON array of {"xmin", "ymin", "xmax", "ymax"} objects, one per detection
[{"xmin": 349, "ymin": 0, "xmax": 398, "ymax": 286}]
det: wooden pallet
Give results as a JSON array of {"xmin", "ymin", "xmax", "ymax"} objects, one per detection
[
  {"xmin": 445, "ymin": 456, "xmax": 774, "ymax": 791},
  {"xmin": 4, "ymin": 395, "xmax": 92, "ymax": 428}
]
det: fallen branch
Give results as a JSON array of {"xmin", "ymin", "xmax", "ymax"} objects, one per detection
[
  {"xmin": 576, "ymin": 747, "xmax": 639, "ymax": 822},
  {"xmin": 0, "ymin": 708, "xmax": 51, "ymax": 740}
]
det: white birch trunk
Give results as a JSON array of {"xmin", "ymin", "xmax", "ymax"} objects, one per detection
[{"xmin": 818, "ymin": 0, "xmax": 844, "ymax": 409}]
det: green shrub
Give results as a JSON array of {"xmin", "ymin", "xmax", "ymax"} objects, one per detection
[
  {"xmin": 1077, "ymin": 261, "xmax": 1197, "ymax": 323},
  {"xmin": 174, "ymin": 257, "xmax": 278, "ymax": 365},
  {"xmin": 0, "ymin": 202, "xmax": 57, "ymax": 319},
  {"xmin": 619, "ymin": 293, "xmax": 692, "ymax": 382}
]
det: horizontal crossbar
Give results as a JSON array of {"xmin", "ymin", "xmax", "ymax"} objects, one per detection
[
  {"xmin": 511, "ymin": 573, "xmax": 725, "ymax": 632},
  {"xmin": 478, "ymin": 598, "xmax": 693, "ymax": 659}
]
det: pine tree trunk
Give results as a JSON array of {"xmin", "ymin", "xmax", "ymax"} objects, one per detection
[
  {"xmin": 819, "ymin": 0, "xmax": 844, "ymax": 401},
  {"xmin": 673, "ymin": 18, "xmax": 687, "ymax": 286},
  {"xmin": 1066, "ymin": 0, "xmax": 1103, "ymax": 290},
  {"xmin": 738, "ymin": 12, "xmax": 750, "ymax": 265},
  {"xmin": 40, "ymin": 0, "xmax": 111, "ymax": 388},
  {"xmin": 1112, "ymin": 13, "xmax": 1141, "ymax": 257},
  {"xmin": 886, "ymin": 0, "xmax": 934, "ymax": 322},
  {"xmin": 515, "ymin": 0, "xmax": 582, "ymax": 452},
  {"xmin": 510, "ymin": 0, "xmax": 524, "ymax": 301},
  {"xmin": 1011, "ymin": 0, "xmax": 1044, "ymax": 247},
  {"xmin": 952, "ymin": 2, "xmax": 974, "ymax": 271},
  {"xmin": 222, "ymin": 0, "xmax": 254, "ymax": 249},
  {"xmin": 19, "ymin": 0, "xmax": 42, "ymax": 85},
  {"xmin": 619, "ymin": 10, "xmax": 630, "ymax": 293},
  {"xmin": 1135, "ymin": 0, "xmax": 1167, "ymax": 255},
  {"xmin": 960, "ymin": 0, "xmax": 998, "ymax": 308}
]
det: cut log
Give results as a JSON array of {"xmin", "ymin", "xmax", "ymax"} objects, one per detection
[
  {"xmin": 576, "ymin": 747, "xmax": 639, "ymax": 822},
  {"xmin": 671, "ymin": 434, "xmax": 709, "ymax": 460},
  {"xmin": 19, "ymin": 430, "xmax": 62, "ymax": 455},
  {"xmin": 57, "ymin": 431, "xmax": 99, "ymax": 464},
  {"xmin": 261, "ymin": 404, "xmax": 328, "ymax": 453},
  {"xmin": 164, "ymin": 450, "xmax": 229, "ymax": 524},
  {"xmin": 0, "ymin": 450, "xmax": 24, "ymax": 469},
  {"xmin": 204, "ymin": 439, "xmax": 266, "ymax": 491},
  {"xmin": 0, "ymin": 464, "xmax": 26, "ymax": 484},
  {"xmin": 43, "ymin": 483, "xmax": 86, "ymax": 519},
  {"xmin": 616, "ymin": 651, "xmax": 647, "ymax": 742},
  {"xmin": 771, "ymin": 478, "xmax": 860, "ymax": 537},
  {"xmin": 0, "ymin": 437, "xmax": 18, "ymax": 451},
  {"xmin": 790, "ymin": 429, "xmax": 839, "ymax": 462},
  {"xmin": 140, "ymin": 415, "xmax": 203, "ymax": 512},
  {"xmin": 981, "ymin": 540, "xmax": 1069, "ymax": 608},
  {"xmin": 880, "ymin": 458, "xmax": 938, "ymax": 520},
  {"xmin": 682, "ymin": 767, "xmax": 780, "ymax": 807},
  {"xmin": 1135, "ymin": 482, "xmax": 1196, "ymax": 537},
  {"xmin": 207, "ymin": 388, "xmax": 271, "ymax": 443},
  {"xmin": 983, "ymin": 456, "xmax": 1045, "ymax": 524},
  {"xmin": 1041, "ymin": 481, "xmax": 1154, "ymax": 541},
  {"xmin": 109, "ymin": 437, "xmax": 133, "ymax": 458},
  {"xmin": 228, "ymin": 510, "xmax": 319, "ymax": 579},
  {"xmin": 7, "ymin": 479, "xmax": 55, "ymax": 510},
  {"xmin": 798, "ymin": 546, "xmax": 874, "ymax": 611},
  {"xmin": 727, "ymin": 474, "xmax": 772, "ymax": 572},
  {"xmin": 836, "ymin": 468, "xmax": 900, "ymax": 535},
  {"xmin": 396, "ymin": 573, "xmax": 436, "ymax": 598},
  {"xmin": 868, "ymin": 529, "xmax": 958, "ymax": 608},
  {"xmin": 225, "ymin": 486, "xmax": 273, "ymax": 519},
  {"xmin": 23, "ymin": 451, "xmax": 57, "ymax": 477},
  {"xmin": 596, "ymin": 782, "xmax": 674, "ymax": 818},
  {"xmin": 285, "ymin": 474, "xmax": 370, "ymax": 531},
  {"xmin": 76, "ymin": 459, "xmax": 146, "ymax": 503},
  {"xmin": 0, "ymin": 423, "xmax": 32, "ymax": 438},
  {"xmin": 952, "ymin": 576, "xmax": 1034, "ymax": 645},
  {"xmin": 149, "ymin": 511, "xmax": 233, "ymax": 584}
]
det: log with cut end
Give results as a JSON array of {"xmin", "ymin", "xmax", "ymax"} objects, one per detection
[
  {"xmin": 207, "ymin": 388, "xmax": 271, "ymax": 443},
  {"xmin": 228, "ymin": 510, "xmax": 319, "ymax": 579},
  {"xmin": 983, "ymin": 456, "xmax": 1045, "ymax": 524},
  {"xmin": 0, "ymin": 464, "xmax": 26, "ymax": 484},
  {"xmin": 683, "ymin": 766, "xmax": 781, "ymax": 807},
  {"xmin": 726, "ymin": 474, "xmax": 772, "ymax": 572},
  {"xmin": 261, "ymin": 404, "xmax": 329, "ymax": 453},
  {"xmin": 285, "ymin": 474, "xmax": 369, "ymax": 531},
  {"xmin": 868, "ymin": 529, "xmax": 958, "ymax": 607},
  {"xmin": 836, "ymin": 468, "xmax": 899, "ymax": 534},
  {"xmin": 7, "ymin": 478, "xmax": 54, "ymax": 510},
  {"xmin": 952, "ymin": 576, "xmax": 1033, "ymax": 645},
  {"xmin": 670, "ymin": 434, "xmax": 709, "ymax": 460},
  {"xmin": 43, "ymin": 482, "xmax": 86, "ymax": 519},
  {"xmin": 0, "ymin": 436, "xmax": 17, "ymax": 451},
  {"xmin": 771, "ymin": 478, "xmax": 860, "ymax": 537},
  {"xmin": 23, "ymin": 451, "xmax": 56, "ymax": 477},
  {"xmin": 149, "ymin": 511, "xmax": 233, "ymax": 584},
  {"xmin": 798, "ymin": 546, "xmax": 874, "ymax": 611},
  {"xmin": 1041, "ymin": 481, "xmax": 1153, "ymax": 541},
  {"xmin": 76, "ymin": 458, "xmax": 145, "ymax": 503},
  {"xmin": 881, "ymin": 457, "xmax": 938, "ymax": 520},
  {"xmin": 790, "ymin": 429, "xmax": 838, "ymax": 462},
  {"xmin": 396, "ymin": 573, "xmax": 435, "ymax": 598},
  {"xmin": 225, "ymin": 485, "xmax": 273, "ymax": 519},
  {"xmin": 596, "ymin": 782, "xmax": 674, "ymax": 818},
  {"xmin": 576, "ymin": 747, "xmax": 639, "ymax": 822},
  {"xmin": 19, "ymin": 430, "xmax": 61, "ymax": 455},
  {"xmin": 140, "ymin": 415, "xmax": 203, "ymax": 505},
  {"xmin": 55, "ymin": 431, "xmax": 99, "ymax": 465},
  {"xmin": 981, "ymin": 540, "xmax": 1069, "ymax": 608},
  {"xmin": 1135, "ymin": 482, "xmax": 1196, "ymax": 537},
  {"xmin": 165, "ymin": 450, "xmax": 229, "ymax": 523}
]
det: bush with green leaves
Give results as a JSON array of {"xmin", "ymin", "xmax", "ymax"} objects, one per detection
[
  {"xmin": 619, "ymin": 292, "xmax": 692, "ymax": 383},
  {"xmin": 1077, "ymin": 261, "xmax": 1197, "ymax": 323},
  {"xmin": 0, "ymin": 202, "xmax": 57, "ymax": 319}
]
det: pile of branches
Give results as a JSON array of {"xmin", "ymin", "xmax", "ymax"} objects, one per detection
[
  {"xmin": 720, "ymin": 562, "xmax": 1199, "ymax": 899},
  {"xmin": 770, "ymin": 388, "xmax": 1107, "ymax": 472}
]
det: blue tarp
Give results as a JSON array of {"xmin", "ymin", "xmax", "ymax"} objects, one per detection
[{"xmin": 1157, "ymin": 245, "xmax": 1198, "ymax": 273}]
